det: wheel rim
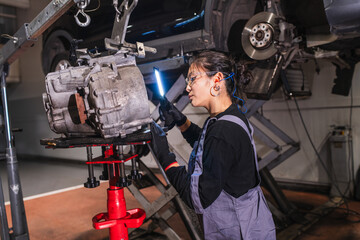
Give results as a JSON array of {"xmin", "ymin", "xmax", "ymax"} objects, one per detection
[{"xmin": 55, "ymin": 59, "xmax": 71, "ymax": 71}]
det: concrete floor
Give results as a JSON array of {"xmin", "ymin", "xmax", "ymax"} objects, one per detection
[
  {"xmin": 1, "ymin": 157, "xmax": 360, "ymax": 239},
  {"xmin": 0, "ymin": 157, "xmax": 102, "ymax": 202}
]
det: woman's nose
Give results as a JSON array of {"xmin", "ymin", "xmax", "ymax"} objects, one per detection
[{"xmin": 186, "ymin": 83, "xmax": 191, "ymax": 92}]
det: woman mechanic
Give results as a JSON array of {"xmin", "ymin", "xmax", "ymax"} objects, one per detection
[{"xmin": 150, "ymin": 50, "xmax": 276, "ymax": 239}]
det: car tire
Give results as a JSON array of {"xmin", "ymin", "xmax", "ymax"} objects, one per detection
[
  {"xmin": 227, "ymin": 19, "xmax": 247, "ymax": 56},
  {"xmin": 42, "ymin": 30, "xmax": 73, "ymax": 74},
  {"xmin": 49, "ymin": 52, "xmax": 71, "ymax": 73}
]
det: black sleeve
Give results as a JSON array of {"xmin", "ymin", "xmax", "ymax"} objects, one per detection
[
  {"xmin": 198, "ymin": 136, "xmax": 235, "ymax": 208},
  {"xmin": 166, "ymin": 166, "xmax": 194, "ymax": 209},
  {"xmin": 181, "ymin": 122, "xmax": 202, "ymax": 147},
  {"xmin": 165, "ymin": 135, "xmax": 236, "ymax": 210}
]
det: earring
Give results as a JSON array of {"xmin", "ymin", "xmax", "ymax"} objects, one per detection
[{"xmin": 210, "ymin": 86, "xmax": 220, "ymax": 97}]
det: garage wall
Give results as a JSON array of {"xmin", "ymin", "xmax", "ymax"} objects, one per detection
[
  {"xmin": 6, "ymin": 0, "xmax": 359, "ymax": 184},
  {"xmin": 264, "ymin": 61, "xmax": 359, "ymax": 184}
]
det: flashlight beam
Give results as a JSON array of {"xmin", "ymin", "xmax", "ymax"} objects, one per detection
[{"xmin": 154, "ymin": 68, "xmax": 165, "ymax": 97}]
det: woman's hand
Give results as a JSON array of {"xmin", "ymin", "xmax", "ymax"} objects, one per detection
[
  {"xmin": 159, "ymin": 97, "xmax": 187, "ymax": 130},
  {"xmin": 150, "ymin": 121, "xmax": 178, "ymax": 171}
]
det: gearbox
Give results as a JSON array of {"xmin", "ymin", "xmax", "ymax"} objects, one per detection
[{"xmin": 42, "ymin": 53, "xmax": 152, "ymax": 139}]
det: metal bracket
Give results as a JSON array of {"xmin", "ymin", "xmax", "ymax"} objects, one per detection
[
  {"xmin": 104, "ymin": 0, "xmax": 156, "ymax": 57},
  {"xmin": 112, "ymin": 0, "xmax": 138, "ymax": 44}
]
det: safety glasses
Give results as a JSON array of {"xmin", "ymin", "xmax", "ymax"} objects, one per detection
[{"xmin": 185, "ymin": 71, "xmax": 217, "ymax": 86}]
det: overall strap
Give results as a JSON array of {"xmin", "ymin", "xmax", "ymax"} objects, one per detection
[
  {"xmin": 190, "ymin": 117, "xmax": 216, "ymax": 214},
  {"xmin": 218, "ymin": 115, "xmax": 261, "ymax": 182}
]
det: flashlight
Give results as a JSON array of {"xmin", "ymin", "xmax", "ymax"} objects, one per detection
[
  {"xmin": 154, "ymin": 67, "xmax": 165, "ymax": 97},
  {"xmin": 154, "ymin": 67, "xmax": 170, "ymax": 109},
  {"xmin": 154, "ymin": 67, "xmax": 174, "ymax": 129}
]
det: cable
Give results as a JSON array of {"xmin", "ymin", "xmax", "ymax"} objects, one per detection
[
  {"xmin": 349, "ymin": 85, "xmax": 355, "ymax": 197},
  {"xmin": 281, "ymin": 70, "xmax": 345, "ymax": 198},
  {"xmin": 282, "ymin": 67, "xmax": 360, "ymax": 221},
  {"xmin": 85, "ymin": 0, "xmax": 101, "ymax": 13},
  {"xmin": 292, "ymin": 96, "xmax": 360, "ymax": 220},
  {"xmin": 293, "ymin": 96, "xmax": 343, "ymax": 196}
]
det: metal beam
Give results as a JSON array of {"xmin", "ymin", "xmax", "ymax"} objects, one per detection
[
  {"xmin": 266, "ymin": 146, "xmax": 300, "ymax": 170},
  {"xmin": 252, "ymin": 111, "xmax": 297, "ymax": 145},
  {"xmin": 0, "ymin": 0, "xmax": 74, "ymax": 65},
  {"xmin": 253, "ymin": 124, "xmax": 280, "ymax": 150},
  {"xmin": 259, "ymin": 151, "xmax": 280, "ymax": 170},
  {"xmin": 246, "ymin": 99, "xmax": 266, "ymax": 117}
]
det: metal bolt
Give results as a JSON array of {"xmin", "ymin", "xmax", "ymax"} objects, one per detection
[{"xmin": 53, "ymin": 0, "xmax": 62, "ymax": 5}]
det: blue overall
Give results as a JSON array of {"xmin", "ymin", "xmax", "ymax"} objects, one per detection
[{"xmin": 189, "ymin": 115, "xmax": 276, "ymax": 239}]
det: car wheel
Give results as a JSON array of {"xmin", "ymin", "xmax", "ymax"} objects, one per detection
[
  {"xmin": 227, "ymin": 20, "xmax": 248, "ymax": 56},
  {"xmin": 42, "ymin": 30, "xmax": 73, "ymax": 74},
  {"xmin": 50, "ymin": 52, "xmax": 71, "ymax": 73}
]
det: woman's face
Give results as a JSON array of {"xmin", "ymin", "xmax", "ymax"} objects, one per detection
[{"xmin": 186, "ymin": 64, "xmax": 213, "ymax": 108}]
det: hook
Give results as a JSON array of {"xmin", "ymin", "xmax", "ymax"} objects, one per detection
[
  {"xmin": 76, "ymin": 0, "xmax": 89, "ymax": 9},
  {"xmin": 74, "ymin": 9, "xmax": 91, "ymax": 27}
]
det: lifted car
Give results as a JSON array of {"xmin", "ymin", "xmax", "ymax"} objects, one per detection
[
  {"xmin": 41, "ymin": 0, "xmax": 360, "ymax": 99},
  {"xmin": 42, "ymin": 0, "xmax": 259, "ymax": 74}
]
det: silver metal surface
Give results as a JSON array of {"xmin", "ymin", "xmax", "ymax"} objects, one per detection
[
  {"xmin": 104, "ymin": 0, "xmax": 138, "ymax": 52},
  {"xmin": 242, "ymin": 12, "xmax": 278, "ymax": 60},
  {"xmin": 43, "ymin": 53, "xmax": 152, "ymax": 138}
]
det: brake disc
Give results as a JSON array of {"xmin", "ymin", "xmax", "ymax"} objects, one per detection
[{"xmin": 242, "ymin": 12, "xmax": 278, "ymax": 60}]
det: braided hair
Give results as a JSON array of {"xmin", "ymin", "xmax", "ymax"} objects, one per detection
[{"xmin": 189, "ymin": 50, "xmax": 251, "ymax": 106}]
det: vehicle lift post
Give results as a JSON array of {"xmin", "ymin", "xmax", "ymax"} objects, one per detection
[
  {"xmin": 86, "ymin": 145, "xmax": 146, "ymax": 240},
  {"xmin": 0, "ymin": 63, "xmax": 29, "ymax": 240}
]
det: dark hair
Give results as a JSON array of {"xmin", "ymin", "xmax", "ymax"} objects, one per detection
[{"xmin": 189, "ymin": 50, "xmax": 251, "ymax": 106}]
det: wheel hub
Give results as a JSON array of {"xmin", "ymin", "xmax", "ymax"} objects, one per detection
[{"xmin": 249, "ymin": 22, "xmax": 273, "ymax": 49}]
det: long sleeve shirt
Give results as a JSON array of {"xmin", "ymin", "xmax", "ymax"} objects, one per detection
[{"xmin": 166, "ymin": 104, "xmax": 259, "ymax": 209}]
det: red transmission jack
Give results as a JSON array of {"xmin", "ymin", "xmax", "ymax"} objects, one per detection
[{"xmin": 91, "ymin": 145, "xmax": 146, "ymax": 240}]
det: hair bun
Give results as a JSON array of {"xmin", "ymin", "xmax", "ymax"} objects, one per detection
[{"xmin": 237, "ymin": 63, "xmax": 252, "ymax": 86}]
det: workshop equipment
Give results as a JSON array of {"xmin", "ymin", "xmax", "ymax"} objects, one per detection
[
  {"xmin": 0, "ymin": 0, "xmax": 80, "ymax": 238},
  {"xmin": 41, "ymin": 133, "xmax": 150, "ymax": 239},
  {"xmin": 41, "ymin": 125, "xmax": 202, "ymax": 240},
  {"xmin": 0, "ymin": 64, "xmax": 29, "ymax": 240},
  {"xmin": 43, "ymin": 53, "xmax": 152, "ymax": 139},
  {"xmin": 329, "ymin": 126, "xmax": 352, "ymax": 197},
  {"xmin": 89, "ymin": 145, "xmax": 146, "ymax": 239}
]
